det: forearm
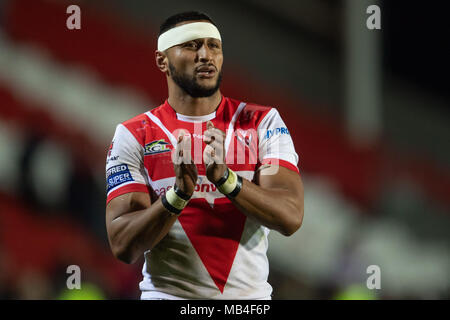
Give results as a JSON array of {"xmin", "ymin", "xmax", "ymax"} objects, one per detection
[
  {"xmin": 108, "ymin": 198, "xmax": 177, "ymax": 264},
  {"xmin": 229, "ymin": 178, "xmax": 303, "ymax": 236}
]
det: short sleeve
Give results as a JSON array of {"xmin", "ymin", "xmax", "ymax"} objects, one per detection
[
  {"xmin": 106, "ymin": 124, "xmax": 150, "ymax": 204},
  {"xmin": 257, "ymin": 108, "xmax": 300, "ymax": 173}
]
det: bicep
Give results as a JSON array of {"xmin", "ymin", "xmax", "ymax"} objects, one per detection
[
  {"xmin": 255, "ymin": 166, "xmax": 303, "ymax": 199},
  {"xmin": 106, "ymin": 192, "xmax": 151, "ymax": 227}
]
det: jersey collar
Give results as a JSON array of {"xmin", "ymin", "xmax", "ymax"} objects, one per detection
[{"xmin": 163, "ymin": 95, "xmax": 226, "ymax": 122}]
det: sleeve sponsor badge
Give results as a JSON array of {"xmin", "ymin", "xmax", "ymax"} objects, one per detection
[{"xmin": 106, "ymin": 164, "xmax": 134, "ymax": 192}]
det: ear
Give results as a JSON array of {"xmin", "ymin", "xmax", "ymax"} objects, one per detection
[{"xmin": 155, "ymin": 50, "xmax": 169, "ymax": 74}]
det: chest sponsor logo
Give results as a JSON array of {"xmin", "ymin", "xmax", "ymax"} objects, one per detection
[
  {"xmin": 106, "ymin": 164, "xmax": 134, "ymax": 192},
  {"xmin": 144, "ymin": 139, "xmax": 171, "ymax": 155},
  {"xmin": 153, "ymin": 182, "xmax": 218, "ymax": 197}
]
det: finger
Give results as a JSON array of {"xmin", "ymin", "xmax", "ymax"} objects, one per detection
[
  {"xmin": 172, "ymin": 143, "xmax": 182, "ymax": 165},
  {"xmin": 204, "ymin": 129, "xmax": 225, "ymax": 144},
  {"xmin": 203, "ymin": 134, "xmax": 215, "ymax": 145},
  {"xmin": 204, "ymin": 126, "xmax": 225, "ymax": 136},
  {"xmin": 203, "ymin": 145, "xmax": 214, "ymax": 165},
  {"xmin": 173, "ymin": 130, "xmax": 189, "ymax": 165},
  {"xmin": 203, "ymin": 144, "xmax": 225, "ymax": 165},
  {"xmin": 211, "ymin": 140, "xmax": 225, "ymax": 163},
  {"xmin": 174, "ymin": 135, "xmax": 184, "ymax": 160},
  {"xmin": 180, "ymin": 133, "xmax": 192, "ymax": 163},
  {"xmin": 205, "ymin": 140, "xmax": 223, "ymax": 152},
  {"xmin": 177, "ymin": 129, "xmax": 187, "ymax": 142}
]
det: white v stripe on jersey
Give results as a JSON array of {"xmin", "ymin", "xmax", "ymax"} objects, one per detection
[
  {"xmin": 145, "ymin": 111, "xmax": 178, "ymax": 146},
  {"xmin": 224, "ymin": 102, "xmax": 246, "ymax": 154}
]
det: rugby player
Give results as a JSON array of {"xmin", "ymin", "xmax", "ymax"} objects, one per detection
[{"xmin": 105, "ymin": 11, "xmax": 304, "ymax": 300}]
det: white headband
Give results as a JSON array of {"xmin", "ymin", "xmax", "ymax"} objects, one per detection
[{"xmin": 157, "ymin": 22, "xmax": 222, "ymax": 52}]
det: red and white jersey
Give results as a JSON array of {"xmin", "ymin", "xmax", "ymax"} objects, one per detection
[{"xmin": 106, "ymin": 96, "xmax": 299, "ymax": 299}]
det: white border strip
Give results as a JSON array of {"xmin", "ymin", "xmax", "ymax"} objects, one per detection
[
  {"xmin": 224, "ymin": 102, "xmax": 246, "ymax": 154},
  {"xmin": 145, "ymin": 111, "xmax": 178, "ymax": 146}
]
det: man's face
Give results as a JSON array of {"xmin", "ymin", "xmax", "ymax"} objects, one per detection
[{"xmin": 165, "ymin": 23, "xmax": 224, "ymax": 98}]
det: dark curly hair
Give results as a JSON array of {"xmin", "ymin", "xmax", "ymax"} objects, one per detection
[{"xmin": 159, "ymin": 11, "xmax": 217, "ymax": 36}]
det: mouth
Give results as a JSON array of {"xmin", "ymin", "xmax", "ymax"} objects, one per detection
[{"xmin": 196, "ymin": 65, "xmax": 217, "ymax": 79}]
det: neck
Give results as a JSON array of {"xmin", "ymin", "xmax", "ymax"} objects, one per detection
[{"xmin": 167, "ymin": 88, "xmax": 222, "ymax": 116}]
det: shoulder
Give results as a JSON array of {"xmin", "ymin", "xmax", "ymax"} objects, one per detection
[
  {"xmin": 122, "ymin": 112, "xmax": 150, "ymax": 129},
  {"xmin": 118, "ymin": 105, "xmax": 163, "ymax": 146},
  {"xmin": 229, "ymin": 97, "xmax": 275, "ymax": 128}
]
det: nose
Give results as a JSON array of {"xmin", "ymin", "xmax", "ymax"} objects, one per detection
[{"xmin": 196, "ymin": 41, "xmax": 213, "ymax": 62}]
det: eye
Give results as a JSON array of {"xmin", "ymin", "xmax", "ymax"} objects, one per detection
[
  {"xmin": 183, "ymin": 41, "xmax": 198, "ymax": 49},
  {"xmin": 209, "ymin": 41, "xmax": 220, "ymax": 49}
]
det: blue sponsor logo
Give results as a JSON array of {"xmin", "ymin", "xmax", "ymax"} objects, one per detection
[
  {"xmin": 144, "ymin": 139, "xmax": 171, "ymax": 155},
  {"xmin": 265, "ymin": 127, "xmax": 290, "ymax": 139},
  {"xmin": 106, "ymin": 164, "xmax": 134, "ymax": 192}
]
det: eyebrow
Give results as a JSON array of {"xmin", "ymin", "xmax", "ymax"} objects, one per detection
[{"xmin": 181, "ymin": 38, "xmax": 221, "ymax": 46}]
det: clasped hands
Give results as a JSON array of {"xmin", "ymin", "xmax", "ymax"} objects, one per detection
[{"xmin": 172, "ymin": 121, "xmax": 227, "ymax": 196}]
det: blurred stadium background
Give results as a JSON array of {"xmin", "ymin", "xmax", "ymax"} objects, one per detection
[{"xmin": 0, "ymin": 0, "xmax": 449, "ymax": 299}]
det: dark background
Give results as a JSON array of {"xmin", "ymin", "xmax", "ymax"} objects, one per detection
[{"xmin": 0, "ymin": 0, "xmax": 448, "ymax": 300}]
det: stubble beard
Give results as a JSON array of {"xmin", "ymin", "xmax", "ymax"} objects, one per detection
[{"xmin": 169, "ymin": 62, "xmax": 223, "ymax": 98}]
